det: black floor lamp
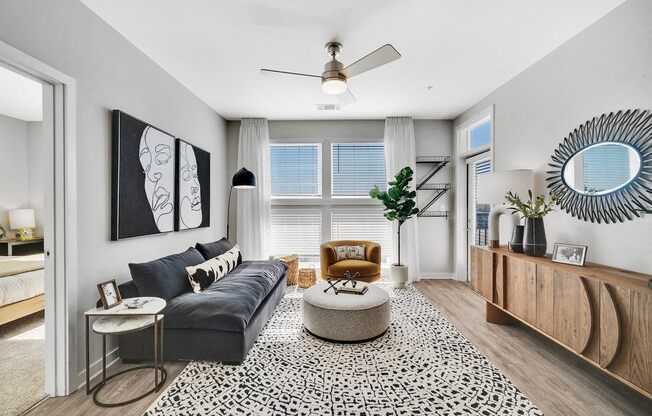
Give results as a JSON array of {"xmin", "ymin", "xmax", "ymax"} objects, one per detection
[{"xmin": 227, "ymin": 167, "xmax": 256, "ymax": 241}]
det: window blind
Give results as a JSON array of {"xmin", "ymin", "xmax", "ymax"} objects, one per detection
[
  {"xmin": 270, "ymin": 208, "xmax": 322, "ymax": 261},
  {"xmin": 270, "ymin": 144, "xmax": 321, "ymax": 197},
  {"xmin": 472, "ymin": 158, "xmax": 491, "ymax": 245},
  {"xmin": 331, "ymin": 143, "xmax": 386, "ymax": 196},
  {"xmin": 331, "ymin": 208, "xmax": 392, "ymax": 261}
]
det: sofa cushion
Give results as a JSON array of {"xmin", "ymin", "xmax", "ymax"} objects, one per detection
[
  {"xmin": 129, "ymin": 247, "xmax": 205, "ymax": 301},
  {"xmin": 328, "ymin": 259, "xmax": 380, "ymax": 277},
  {"xmin": 163, "ymin": 260, "xmax": 287, "ymax": 332},
  {"xmin": 186, "ymin": 246, "xmax": 241, "ymax": 293},
  {"xmin": 196, "ymin": 238, "xmax": 242, "ymax": 264}
]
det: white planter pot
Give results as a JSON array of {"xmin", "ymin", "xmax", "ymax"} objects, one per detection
[{"xmin": 390, "ymin": 264, "xmax": 408, "ymax": 288}]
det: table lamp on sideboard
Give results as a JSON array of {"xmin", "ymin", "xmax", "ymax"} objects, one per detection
[{"xmin": 477, "ymin": 170, "xmax": 534, "ymax": 248}]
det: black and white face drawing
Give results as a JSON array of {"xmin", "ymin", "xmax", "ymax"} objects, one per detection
[
  {"xmin": 174, "ymin": 139, "xmax": 210, "ymax": 231},
  {"xmin": 178, "ymin": 141, "xmax": 202, "ymax": 229},
  {"xmin": 139, "ymin": 126, "xmax": 175, "ymax": 232},
  {"xmin": 112, "ymin": 110, "xmax": 177, "ymax": 240}
]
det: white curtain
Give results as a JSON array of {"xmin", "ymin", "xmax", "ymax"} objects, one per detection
[
  {"xmin": 237, "ymin": 118, "xmax": 271, "ymax": 260},
  {"xmin": 384, "ymin": 117, "xmax": 421, "ymax": 282}
]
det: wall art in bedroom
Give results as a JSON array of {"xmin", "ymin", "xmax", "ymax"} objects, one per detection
[
  {"xmin": 111, "ymin": 110, "xmax": 176, "ymax": 240},
  {"xmin": 175, "ymin": 139, "xmax": 211, "ymax": 231}
]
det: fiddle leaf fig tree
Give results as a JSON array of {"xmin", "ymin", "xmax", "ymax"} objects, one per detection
[{"xmin": 370, "ymin": 166, "xmax": 419, "ymax": 266}]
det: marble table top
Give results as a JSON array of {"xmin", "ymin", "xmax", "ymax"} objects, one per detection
[
  {"xmin": 92, "ymin": 314, "xmax": 164, "ymax": 335},
  {"xmin": 85, "ymin": 297, "xmax": 166, "ymax": 316}
]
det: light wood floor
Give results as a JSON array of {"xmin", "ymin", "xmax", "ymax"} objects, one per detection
[
  {"xmin": 27, "ymin": 280, "xmax": 651, "ymax": 416},
  {"xmin": 414, "ymin": 280, "xmax": 651, "ymax": 416},
  {"xmin": 25, "ymin": 362, "xmax": 187, "ymax": 416}
]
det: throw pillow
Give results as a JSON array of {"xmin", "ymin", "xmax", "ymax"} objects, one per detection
[
  {"xmin": 335, "ymin": 245, "xmax": 366, "ymax": 261},
  {"xmin": 129, "ymin": 247, "xmax": 205, "ymax": 301},
  {"xmin": 348, "ymin": 245, "xmax": 366, "ymax": 260},
  {"xmin": 186, "ymin": 245, "xmax": 241, "ymax": 293},
  {"xmin": 196, "ymin": 238, "xmax": 243, "ymax": 264}
]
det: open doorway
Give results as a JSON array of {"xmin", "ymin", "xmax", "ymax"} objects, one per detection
[{"xmin": 0, "ymin": 63, "xmax": 49, "ymax": 415}]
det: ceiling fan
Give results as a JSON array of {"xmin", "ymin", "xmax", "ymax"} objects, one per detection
[{"xmin": 261, "ymin": 42, "xmax": 401, "ymax": 106}]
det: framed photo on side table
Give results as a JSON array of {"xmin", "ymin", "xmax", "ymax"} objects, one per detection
[
  {"xmin": 97, "ymin": 279, "xmax": 122, "ymax": 309},
  {"xmin": 552, "ymin": 243, "xmax": 588, "ymax": 266}
]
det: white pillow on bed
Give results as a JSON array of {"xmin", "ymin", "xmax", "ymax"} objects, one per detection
[{"xmin": 186, "ymin": 245, "xmax": 240, "ymax": 293}]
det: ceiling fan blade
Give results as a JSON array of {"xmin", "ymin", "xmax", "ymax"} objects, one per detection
[
  {"xmin": 337, "ymin": 88, "xmax": 356, "ymax": 106},
  {"xmin": 341, "ymin": 44, "xmax": 401, "ymax": 78},
  {"xmin": 260, "ymin": 68, "xmax": 321, "ymax": 78}
]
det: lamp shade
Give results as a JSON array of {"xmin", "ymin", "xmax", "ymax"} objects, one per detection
[
  {"xmin": 477, "ymin": 170, "xmax": 534, "ymax": 205},
  {"xmin": 9, "ymin": 209, "xmax": 35, "ymax": 229},
  {"xmin": 232, "ymin": 167, "xmax": 256, "ymax": 188}
]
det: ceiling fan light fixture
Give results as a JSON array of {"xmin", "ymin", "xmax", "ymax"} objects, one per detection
[{"xmin": 321, "ymin": 78, "xmax": 347, "ymax": 95}]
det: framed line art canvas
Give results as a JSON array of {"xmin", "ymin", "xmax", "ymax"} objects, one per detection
[
  {"xmin": 551, "ymin": 243, "xmax": 588, "ymax": 266},
  {"xmin": 175, "ymin": 138, "xmax": 210, "ymax": 231},
  {"xmin": 112, "ymin": 110, "xmax": 176, "ymax": 240}
]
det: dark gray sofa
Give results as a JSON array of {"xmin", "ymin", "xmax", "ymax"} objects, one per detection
[{"xmin": 116, "ymin": 242, "xmax": 287, "ymax": 364}]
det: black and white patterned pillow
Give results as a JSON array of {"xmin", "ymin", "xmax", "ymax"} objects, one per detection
[
  {"xmin": 186, "ymin": 245, "xmax": 241, "ymax": 293},
  {"xmin": 335, "ymin": 245, "xmax": 366, "ymax": 261}
]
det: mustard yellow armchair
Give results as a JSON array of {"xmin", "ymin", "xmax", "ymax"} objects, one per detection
[{"xmin": 320, "ymin": 240, "xmax": 381, "ymax": 283}]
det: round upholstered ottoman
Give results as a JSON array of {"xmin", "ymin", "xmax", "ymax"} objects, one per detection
[{"xmin": 303, "ymin": 282, "xmax": 390, "ymax": 342}]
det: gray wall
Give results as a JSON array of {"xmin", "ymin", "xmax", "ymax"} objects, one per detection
[
  {"xmin": 454, "ymin": 0, "xmax": 652, "ymax": 274},
  {"xmin": 0, "ymin": 114, "xmax": 43, "ymax": 235},
  {"xmin": 0, "ymin": 113, "xmax": 29, "ymax": 230},
  {"xmin": 0, "ymin": 0, "xmax": 228, "ymax": 383},
  {"xmin": 27, "ymin": 121, "xmax": 44, "ymax": 236},
  {"xmin": 227, "ymin": 119, "xmax": 454, "ymax": 276}
]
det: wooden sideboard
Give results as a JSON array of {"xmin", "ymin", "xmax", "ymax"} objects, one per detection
[{"xmin": 470, "ymin": 245, "xmax": 652, "ymax": 399}]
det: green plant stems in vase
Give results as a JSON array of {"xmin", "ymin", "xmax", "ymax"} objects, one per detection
[{"xmin": 505, "ymin": 190, "xmax": 560, "ymax": 257}]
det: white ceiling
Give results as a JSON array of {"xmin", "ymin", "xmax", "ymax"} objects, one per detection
[
  {"xmin": 80, "ymin": 0, "xmax": 624, "ymax": 120},
  {"xmin": 0, "ymin": 65, "xmax": 42, "ymax": 121}
]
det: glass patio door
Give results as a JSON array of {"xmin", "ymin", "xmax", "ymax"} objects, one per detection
[{"xmin": 466, "ymin": 154, "xmax": 491, "ymax": 275}]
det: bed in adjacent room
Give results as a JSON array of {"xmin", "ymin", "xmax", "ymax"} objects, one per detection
[{"xmin": 0, "ymin": 254, "xmax": 45, "ymax": 326}]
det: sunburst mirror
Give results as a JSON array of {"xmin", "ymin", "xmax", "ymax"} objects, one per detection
[{"xmin": 546, "ymin": 109, "xmax": 652, "ymax": 223}]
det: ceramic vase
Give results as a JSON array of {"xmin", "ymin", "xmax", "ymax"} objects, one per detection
[
  {"xmin": 510, "ymin": 225, "xmax": 525, "ymax": 253},
  {"xmin": 523, "ymin": 217, "xmax": 546, "ymax": 257}
]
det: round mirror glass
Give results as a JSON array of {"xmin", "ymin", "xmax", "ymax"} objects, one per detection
[{"xmin": 562, "ymin": 142, "xmax": 641, "ymax": 195}]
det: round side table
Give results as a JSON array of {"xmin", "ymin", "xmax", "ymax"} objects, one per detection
[{"xmin": 84, "ymin": 297, "xmax": 167, "ymax": 407}]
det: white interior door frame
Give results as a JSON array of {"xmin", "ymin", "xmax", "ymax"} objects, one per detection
[{"xmin": 0, "ymin": 40, "xmax": 78, "ymax": 396}]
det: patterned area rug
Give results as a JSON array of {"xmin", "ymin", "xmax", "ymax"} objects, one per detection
[{"xmin": 144, "ymin": 285, "xmax": 543, "ymax": 415}]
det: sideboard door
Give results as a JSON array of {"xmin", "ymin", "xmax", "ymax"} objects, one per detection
[{"xmin": 470, "ymin": 246, "xmax": 493, "ymax": 302}]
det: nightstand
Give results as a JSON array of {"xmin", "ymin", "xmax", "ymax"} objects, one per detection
[{"xmin": 0, "ymin": 238, "xmax": 44, "ymax": 256}]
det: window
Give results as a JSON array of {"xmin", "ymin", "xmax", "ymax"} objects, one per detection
[
  {"xmin": 270, "ymin": 208, "xmax": 322, "ymax": 261},
  {"xmin": 469, "ymin": 117, "xmax": 491, "ymax": 150},
  {"xmin": 460, "ymin": 113, "xmax": 492, "ymax": 153},
  {"xmin": 270, "ymin": 139, "xmax": 389, "ymax": 268},
  {"xmin": 331, "ymin": 208, "xmax": 392, "ymax": 264},
  {"xmin": 331, "ymin": 143, "xmax": 386, "ymax": 197},
  {"xmin": 469, "ymin": 158, "xmax": 491, "ymax": 246},
  {"xmin": 270, "ymin": 144, "xmax": 321, "ymax": 197}
]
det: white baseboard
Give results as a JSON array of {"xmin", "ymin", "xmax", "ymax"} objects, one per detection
[
  {"xmin": 76, "ymin": 346, "xmax": 120, "ymax": 390},
  {"xmin": 420, "ymin": 273, "xmax": 456, "ymax": 279}
]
